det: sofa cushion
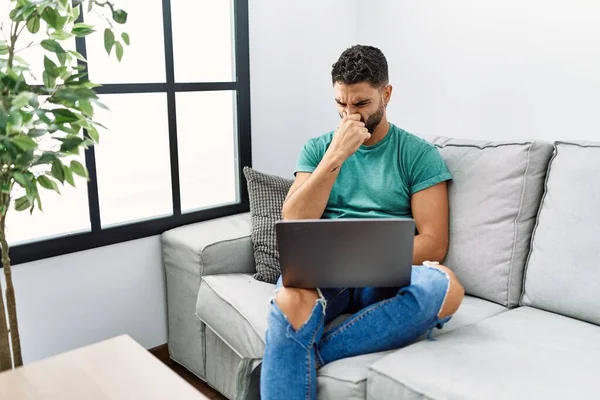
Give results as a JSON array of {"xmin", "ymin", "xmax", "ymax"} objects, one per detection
[
  {"xmin": 196, "ymin": 273, "xmax": 272, "ymax": 359},
  {"xmin": 317, "ymin": 351, "xmax": 394, "ymax": 400},
  {"xmin": 367, "ymin": 307, "xmax": 600, "ymax": 400},
  {"xmin": 243, "ymin": 167, "xmax": 293, "ymax": 284},
  {"xmin": 196, "ymin": 274, "xmax": 506, "ymax": 398},
  {"xmin": 423, "ymin": 136, "xmax": 554, "ymax": 307},
  {"xmin": 430, "ymin": 295, "xmax": 506, "ymax": 338},
  {"xmin": 521, "ymin": 141, "xmax": 600, "ymax": 325}
]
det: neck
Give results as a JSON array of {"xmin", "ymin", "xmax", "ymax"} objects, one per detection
[{"xmin": 363, "ymin": 116, "xmax": 390, "ymax": 146}]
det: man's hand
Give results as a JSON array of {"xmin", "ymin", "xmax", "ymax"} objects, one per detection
[{"xmin": 326, "ymin": 113, "xmax": 371, "ymax": 163}]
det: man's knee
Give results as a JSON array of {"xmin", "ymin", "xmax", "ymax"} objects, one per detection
[
  {"xmin": 274, "ymin": 287, "xmax": 319, "ymax": 330},
  {"xmin": 434, "ymin": 265, "xmax": 465, "ymax": 319}
]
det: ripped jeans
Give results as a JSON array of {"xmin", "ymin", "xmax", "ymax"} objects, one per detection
[{"xmin": 260, "ymin": 264, "xmax": 452, "ymax": 400}]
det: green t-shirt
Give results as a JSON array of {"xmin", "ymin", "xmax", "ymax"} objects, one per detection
[{"xmin": 294, "ymin": 123, "xmax": 452, "ymax": 219}]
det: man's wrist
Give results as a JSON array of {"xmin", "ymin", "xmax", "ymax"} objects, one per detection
[{"xmin": 322, "ymin": 151, "xmax": 345, "ymax": 172}]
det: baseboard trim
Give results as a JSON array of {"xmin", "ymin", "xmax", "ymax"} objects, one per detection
[{"xmin": 149, "ymin": 343, "xmax": 169, "ymax": 363}]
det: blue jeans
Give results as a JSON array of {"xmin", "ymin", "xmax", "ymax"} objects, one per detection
[{"xmin": 260, "ymin": 265, "xmax": 452, "ymax": 400}]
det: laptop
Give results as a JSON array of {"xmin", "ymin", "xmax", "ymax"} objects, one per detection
[{"xmin": 275, "ymin": 218, "xmax": 415, "ymax": 289}]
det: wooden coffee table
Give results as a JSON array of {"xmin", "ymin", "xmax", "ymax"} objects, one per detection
[{"xmin": 0, "ymin": 335, "xmax": 208, "ymax": 399}]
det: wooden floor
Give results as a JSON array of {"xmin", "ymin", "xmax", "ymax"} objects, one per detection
[{"xmin": 150, "ymin": 344, "xmax": 226, "ymax": 400}]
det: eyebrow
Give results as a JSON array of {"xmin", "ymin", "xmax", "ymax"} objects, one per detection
[{"xmin": 335, "ymin": 99, "xmax": 371, "ymax": 105}]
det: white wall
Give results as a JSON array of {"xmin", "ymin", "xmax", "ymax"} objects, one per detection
[
  {"xmin": 4, "ymin": 236, "xmax": 167, "ymax": 363},
  {"xmin": 8, "ymin": 0, "xmax": 359, "ymax": 364},
  {"xmin": 249, "ymin": 0, "xmax": 358, "ymax": 177},
  {"xmin": 358, "ymin": 0, "xmax": 600, "ymax": 142}
]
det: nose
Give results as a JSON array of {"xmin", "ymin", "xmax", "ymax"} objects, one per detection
[{"xmin": 344, "ymin": 105, "xmax": 358, "ymax": 116}]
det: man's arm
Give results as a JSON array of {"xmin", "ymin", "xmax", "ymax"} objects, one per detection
[
  {"xmin": 282, "ymin": 114, "xmax": 370, "ymax": 220},
  {"xmin": 281, "ymin": 154, "xmax": 343, "ymax": 220},
  {"xmin": 410, "ymin": 181, "xmax": 449, "ymax": 265}
]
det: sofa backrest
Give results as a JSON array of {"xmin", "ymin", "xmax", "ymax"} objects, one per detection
[
  {"xmin": 521, "ymin": 141, "xmax": 600, "ymax": 325},
  {"xmin": 423, "ymin": 136, "xmax": 554, "ymax": 307}
]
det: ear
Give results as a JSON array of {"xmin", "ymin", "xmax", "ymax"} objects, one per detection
[{"xmin": 383, "ymin": 85, "xmax": 393, "ymax": 105}]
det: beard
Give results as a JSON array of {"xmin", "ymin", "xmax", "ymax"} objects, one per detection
[{"xmin": 363, "ymin": 101, "xmax": 385, "ymax": 134}]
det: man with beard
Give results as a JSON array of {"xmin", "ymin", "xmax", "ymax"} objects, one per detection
[{"xmin": 260, "ymin": 45, "xmax": 465, "ymax": 400}]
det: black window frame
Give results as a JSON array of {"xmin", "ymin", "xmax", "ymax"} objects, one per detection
[{"xmin": 11, "ymin": 0, "xmax": 251, "ymax": 265}]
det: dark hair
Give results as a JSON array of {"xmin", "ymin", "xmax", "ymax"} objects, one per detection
[{"xmin": 331, "ymin": 45, "xmax": 388, "ymax": 87}]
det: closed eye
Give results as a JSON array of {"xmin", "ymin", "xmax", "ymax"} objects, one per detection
[{"xmin": 336, "ymin": 100, "xmax": 370, "ymax": 107}]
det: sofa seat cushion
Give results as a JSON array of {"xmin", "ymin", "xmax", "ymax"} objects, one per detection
[
  {"xmin": 197, "ymin": 274, "xmax": 507, "ymax": 398},
  {"xmin": 196, "ymin": 273, "xmax": 273, "ymax": 359},
  {"xmin": 367, "ymin": 307, "xmax": 600, "ymax": 400},
  {"xmin": 431, "ymin": 295, "xmax": 506, "ymax": 337}
]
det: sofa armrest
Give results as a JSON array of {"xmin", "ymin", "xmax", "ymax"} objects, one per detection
[
  {"xmin": 161, "ymin": 212, "xmax": 254, "ymax": 379},
  {"xmin": 161, "ymin": 212, "xmax": 255, "ymax": 278}
]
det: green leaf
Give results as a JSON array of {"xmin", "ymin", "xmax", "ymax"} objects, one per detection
[
  {"xmin": 21, "ymin": 110, "xmax": 34, "ymax": 126},
  {"xmin": 51, "ymin": 159, "xmax": 65, "ymax": 183},
  {"xmin": 68, "ymin": 50, "xmax": 87, "ymax": 63},
  {"xmin": 25, "ymin": 181, "xmax": 38, "ymax": 208},
  {"xmin": 63, "ymin": 165, "xmax": 75, "ymax": 186},
  {"xmin": 74, "ymin": 87, "xmax": 96, "ymax": 99},
  {"xmin": 70, "ymin": 160, "xmax": 88, "ymax": 179},
  {"xmin": 72, "ymin": 23, "xmax": 94, "ymax": 37},
  {"xmin": 9, "ymin": 7, "xmax": 26, "ymax": 22},
  {"xmin": 43, "ymin": 71, "xmax": 57, "ymax": 89},
  {"xmin": 115, "ymin": 42, "xmax": 123, "ymax": 62},
  {"xmin": 34, "ymin": 152, "xmax": 57, "ymax": 165},
  {"xmin": 65, "ymin": 71, "xmax": 88, "ymax": 84},
  {"xmin": 13, "ymin": 172, "xmax": 29, "ymax": 188},
  {"xmin": 37, "ymin": 175, "xmax": 60, "ymax": 193},
  {"xmin": 27, "ymin": 128, "xmax": 47, "ymax": 138},
  {"xmin": 11, "ymin": 92, "xmax": 33, "ymax": 110},
  {"xmin": 104, "ymin": 29, "xmax": 115, "ymax": 55},
  {"xmin": 59, "ymin": 0, "xmax": 68, "ymax": 8},
  {"xmin": 0, "ymin": 43, "xmax": 8, "ymax": 55},
  {"xmin": 18, "ymin": 149, "xmax": 35, "ymax": 165},
  {"xmin": 7, "ymin": 112, "xmax": 24, "ymax": 133},
  {"xmin": 28, "ymin": 94, "xmax": 39, "ymax": 108},
  {"xmin": 15, "ymin": 196, "xmax": 31, "ymax": 212},
  {"xmin": 82, "ymin": 81, "xmax": 101, "ymax": 89},
  {"xmin": 41, "ymin": 8, "xmax": 59, "ymax": 29},
  {"xmin": 112, "ymin": 9, "xmax": 128, "ymax": 24},
  {"xmin": 87, "ymin": 125, "xmax": 99, "ymax": 143},
  {"xmin": 57, "ymin": 14, "xmax": 68, "ymax": 30},
  {"xmin": 72, "ymin": 4, "xmax": 81, "ymax": 22},
  {"xmin": 44, "ymin": 56, "xmax": 60, "ymax": 78},
  {"xmin": 11, "ymin": 135, "xmax": 37, "ymax": 151},
  {"xmin": 57, "ymin": 51, "xmax": 68, "ymax": 66},
  {"xmin": 56, "ymin": 123, "xmax": 79, "ymax": 136},
  {"xmin": 35, "ymin": 191, "xmax": 43, "ymax": 212},
  {"xmin": 50, "ymin": 30, "xmax": 73, "ymax": 41},
  {"xmin": 41, "ymin": 39, "xmax": 66, "ymax": 53},
  {"xmin": 52, "ymin": 108, "xmax": 79, "ymax": 123},
  {"xmin": 3, "ymin": 139, "xmax": 18, "ymax": 158},
  {"xmin": 59, "ymin": 137, "xmax": 84, "ymax": 152},
  {"xmin": 0, "ymin": 108, "xmax": 6, "ymax": 130},
  {"xmin": 27, "ymin": 15, "xmax": 41, "ymax": 34},
  {"xmin": 22, "ymin": 4, "xmax": 37, "ymax": 20},
  {"xmin": 78, "ymin": 99, "xmax": 93, "ymax": 116},
  {"xmin": 121, "ymin": 32, "xmax": 130, "ymax": 45}
]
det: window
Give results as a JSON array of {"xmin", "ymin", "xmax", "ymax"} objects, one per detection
[{"xmin": 9, "ymin": 0, "xmax": 251, "ymax": 264}]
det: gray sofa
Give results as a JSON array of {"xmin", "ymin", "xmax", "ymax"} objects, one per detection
[{"xmin": 161, "ymin": 136, "xmax": 600, "ymax": 399}]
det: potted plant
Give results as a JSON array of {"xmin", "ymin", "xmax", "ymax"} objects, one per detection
[{"xmin": 0, "ymin": 0, "xmax": 128, "ymax": 370}]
